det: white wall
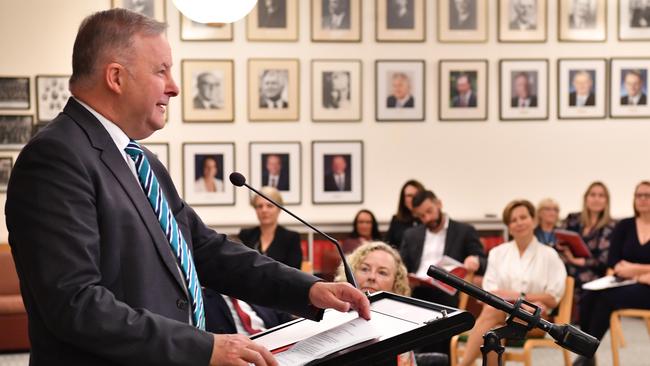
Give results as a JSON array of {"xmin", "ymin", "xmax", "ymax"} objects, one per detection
[{"xmin": 0, "ymin": 0, "xmax": 647, "ymax": 244}]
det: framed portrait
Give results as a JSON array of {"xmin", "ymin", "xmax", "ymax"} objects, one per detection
[
  {"xmin": 312, "ymin": 141, "xmax": 363, "ymax": 204},
  {"xmin": 247, "ymin": 0, "xmax": 299, "ymax": 41},
  {"xmin": 376, "ymin": 0, "xmax": 426, "ymax": 42},
  {"xmin": 499, "ymin": 59, "xmax": 549, "ymax": 121},
  {"xmin": 438, "ymin": 0, "xmax": 488, "ymax": 42},
  {"xmin": 36, "ymin": 75, "xmax": 70, "ymax": 122},
  {"xmin": 249, "ymin": 142, "xmax": 301, "ymax": 204},
  {"xmin": 180, "ymin": 15, "xmax": 233, "ymax": 41},
  {"xmin": 498, "ymin": 0, "xmax": 547, "ymax": 42},
  {"xmin": 557, "ymin": 58, "xmax": 607, "ymax": 119},
  {"xmin": 0, "ymin": 77, "xmax": 30, "ymax": 110},
  {"xmin": 439, "ymin": 60, "xmax": 488, "ymax": 121},
  {"xmin": 375, "ymin": 60, "xmax": 425, "ymax": 122},
  {"xmin": 182, "ymin": 60, "xmax": 234, "ymax": 122},
  {"xmin": 610, "ymin": 58, "xmax": 650, "ymax": 118},
  {"xmin": 558, "ymin": 0, "xmax": 606, "ymax": 41},
  {"xmin": 182, "ymin": 142, "xmax": 235, "ymax": 206},
  {"xmin": 0, "ymin": 156, "xmax": 12, "ymax": 192},
  {"xmin": 142, "ymin": 142, "xmax": 170, "ymax": 172},
  {"xmin": 311, "ymin": 0, "xmax": 362, "ymax": 42},
  {"xmin": 311, "ymin": 60, "xmax": 362, "ymax": 122},
  {"xmin": 619, "ymin": 0, "xmax": 650, "ymax": 40},
  {"xmin": 0, "ymin": 115, "xmax": 32, "ymax": 149},
  {"xmin": 111, "ymin": 0, "xmax": 165, "ymax": 21},
  {"xmin": 248, "ymin": 59, "xmax": 300, "ymax": 121}
]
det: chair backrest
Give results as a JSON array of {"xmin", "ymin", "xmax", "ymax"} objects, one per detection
[
  {"xmin": 458, "ymin": 272, "xmax": 475, "ymax": 310},
  {"xmin": 0, "ymin": 250, "xmax": 21, "ymax": 295},
  {"xmin": 553, "ymin": 276, "xmax": 575, "ymax": 324}
]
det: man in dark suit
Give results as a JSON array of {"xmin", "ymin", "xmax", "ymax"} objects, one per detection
[
  {"xmin": 4, "ymin": 9, "xmax": 370, "ymax": 366},
  {"xmin": 568, "ymin": 0, "xmax": 596, "ymax": 29},
  {"xmin": 324, "ymin": 155, "xmax": 351, "ymax": 191},
  {"xmin": 193, "ymin": 72, "xmax": 222, "ymax": 109},
  {"xmin": 257, "ymin": 0, "xmax": 286, "ymax": 28},
  {"xmin": 449, "ymin": 0, "xmax": 476, "ymax": 30},
  {"xmin": 509, "ymin": 0, "xmax": 537, "ymax": 30},
  {"xmin": 569, "ymin": 70, "xmax": 596, "ymax": 107},
  {"xmin": 510, "ymin": 72, "xmax": 538, "ymax": 108},
  {"xmin": 387, "ymin": 0, "xmax": 414, "ymax": 29},
  {"xmin": 259, "ymin": 69, "xmax": 289, "ymax": 109},
  {"xmin": 386, "ymin": 72, "xmax": 415, "ymax": 108},
  {"xmin": 451, "ymin": 73, "xmax": 477, "ymax": 108},
  {"xmin": 621, "ymin": 70, "xmax": 647, "ymax": 106},
  {"xmin": 322, "ymin": 0, "xmax": 350, "ymax": 29},
  {"xmin": 261, "ymin": 154, "xmax": 289, "ymax": 191}
]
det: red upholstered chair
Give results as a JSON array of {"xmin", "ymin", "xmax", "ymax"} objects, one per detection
[{"xmin": 0, "ymin": 246, "xmax": 30, "ymax": 351}]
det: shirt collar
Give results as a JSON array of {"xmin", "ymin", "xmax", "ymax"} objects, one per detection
[{"xmin": 74, "ymin": 97, "xmax": 131, "ymax": 152}]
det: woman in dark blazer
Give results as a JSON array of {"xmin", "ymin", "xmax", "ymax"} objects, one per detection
[
  {"xmin": 238, "ymin": 186, "xmax": 302, "ymax": 270},
  {"xmin": 384, "ymin": 179, "xmax": 425, "ymax": 248}
]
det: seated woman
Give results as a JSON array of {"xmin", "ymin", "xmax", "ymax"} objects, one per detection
[
  {"xmin": 385, "ymin": 180, "xmax": 425, "ymax": 248},
  {"xmin": 573, "ymin": 181, "xmax": 650, "ymax": 366},
  {"xmin": 342, "ymin": 209, "xmax": 383, "ymax": 254},
  {"xmin": 459, "ymin": 200, "xmax": 566, "ymax": 366},
  {"xmin": 534, "ymin": 198, "xmax": 560, "ymax": 245},
  {"xmin": 238, "ymin": 186, "xmax": 302, "ymax": 269}
]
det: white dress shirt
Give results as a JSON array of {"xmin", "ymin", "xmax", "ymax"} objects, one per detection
[
  {"xmin": 268, "ymin": 174, "xmax": 279, "ymax": 188},
  {"xmin": 415, "ymin": 217, "xmax": 450, "ymax": 278},
  {"xmin": 335, "ymin": 173, "xmax": 346, "ymax": 190}
]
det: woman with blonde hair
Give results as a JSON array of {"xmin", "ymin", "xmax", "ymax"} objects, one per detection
[{"xmin": 534, "ymin": 198, "xmax": 560, "ymax": 245}]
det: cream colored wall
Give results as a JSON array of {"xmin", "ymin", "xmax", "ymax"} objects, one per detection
[{"xmin": 0, "ymin": 0, "xmax": 647, "ymax": 244}]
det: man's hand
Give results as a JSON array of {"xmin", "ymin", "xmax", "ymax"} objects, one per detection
[
  {"xmin": 308, "ymin": 282, "xmax": 371, "ymax": 320},
  {"xmin": 463, "ymin": 255, "xmax": 480, "ymax": 273},
  {"xmin": 210, "ymin": 334, "xmax": 277, "ymax": 366}
]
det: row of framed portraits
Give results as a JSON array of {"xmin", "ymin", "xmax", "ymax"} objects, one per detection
[
  {"xmin": 115, "ymin": 0, "xmax": 650, "ymax": 43},
  {"xmin": 0, "ymin": 75, "xmax": 69, "ymax": 121}
]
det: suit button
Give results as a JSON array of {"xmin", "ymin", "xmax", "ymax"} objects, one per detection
[{"xmin": 176, "ymin": 299, "xmax": 188, "ymax": 310}]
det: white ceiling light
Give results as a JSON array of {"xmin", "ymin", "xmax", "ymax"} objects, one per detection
[{"xmin": 172, "ymin": 0, "xmax": 258, "ymax": 24}]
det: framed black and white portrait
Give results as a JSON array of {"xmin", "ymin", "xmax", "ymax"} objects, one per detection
[
  {"xmin": 249, "ymin": 142, "xmax": 301, "ymax": 204},
  {"xmin": 0, "ymin": 156, "xmax": 12, "ymax": 192},
  {"xmin": 438, "ymin": 0, "xmax": 488, "ymax": 42},
  {"xmin": 312, "ymin": 141, "xmax": 363, "ymax": 204},
  {"xmin": 248, "ymin": 59, "xmax": 300, "ymax": 121},
  {"xmin": 311, "ymin": 60, "xmax": 362, "ymax": 122},
  {"xmin": 499, "ymin": 59, "xmax": 548, "ymax": 121},
  {"xmin": 183, "ymin": 142, "xmax": 235, "ymax": 206},
  {"xmin": 610, "ymin": 58, "xmax": 650, "ymax": 118},
  {"xmin": 0, "ymin": 115, "xmax": 32, "ymax": 149},
  {"xmin": 619, "ymin": 0, "xmax": 650, "ymax": 40},
  {"xmin": 182, "ymin": 60, "xmax": 234, "ymax": 122},
  {"xmin": 558, "ymin": 58, "xmax": 607, "ymax": 119},
  {"xmin": 311, "ymin": 0, "xmax": 362, "ymax": 42},
  {"xmin": 0, "ymin": 77, "xmax": 30, "ymax": 110},
  {"xmin": 180, "ymin": 15, "xmax": 233, "ymax": 41},
  {"xmin": 439, "ymin": 60, "xmax": 488, "ymax": 121},
  {"xmin": 498, "ymin": 0, "xmax": 547, "ymax": 42},
  {"xmin": 142, "ymin": 142, "xmax": 170, "ymax": 172},
  {"xmin": 36, "ymin": 75, "xmax": 70, "ymax": 122},
  {"xmin": 112, "ymin": 0, "xmax": 165, "ymax": 21},
  {"xmin": 558, "ymin": 0, "xmax": 606, "ymax": 41},
  {"xmin": 376, "ymin": 0, "xmax": 426, "ymax": 42},
  {"xmin": 375, "ymin": 60, "xmax": 425, "ymax": 122},
  {"xmin": 247, "ymin": 0, "xmax": 298, "ymax": 41}
]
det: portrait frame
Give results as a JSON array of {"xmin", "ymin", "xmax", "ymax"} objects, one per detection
[
  {"xmin": 610, "ymin": 58, "xmax": 650, "ymax": 118},
  {"xmin": 438, "ymin": 0, "xmax": 488, "ymax": 43},
  {"xmin": 180, "ymin": 15, "xmax": 233, "ymax": 41},
  {"xmin": 182, "ymin": 142, "xmax": 235, "ymax": 206},
  {"xmin": 376, "ymin": 0, "xmax": 426, "ymax": 42},
  {"xmin": 181, "ymin": 59, "xmax": 234, "ymax": 123},
  {"xmin": 439, "ymin": 60, "xmax": 488, "ymax": 121},
  {"xmin": 0, "ymin": 155, "xmax": 13, "ymax": 193},
  {"xmin": 247, "ymin": 0, "xmax": 299, "ymax": 41},
  {"xmin": 0, "ymin": 115, "xmax": 33, "ymax": 150},
  {"xmin": 557, "ymin": 58, "xmax": 607, "ymax": 119},
  {"xmin": 111, "ymin": 0, "xmax": 165, "ymax": 21},
  {"xmin": 312, "ymin": 140, "xmax": 363, "ymax": 204},
  {"xmin": 498, "ymin": 0, "xmax": 547, "ymax": 42},
  {"xmin": 248, "ymin": 59, "xmax": 300, "ymax": 121},
  {"xmin": 142, "ymin": 142, "xmax": 170, "ymax": 172},
  {"xmin": 558, "ymin": 0, "xmax": 607, "ymax": 42},
  {"xmin": 618, "ymin": 0, "xmax": 650, "ymax": 41},
  {"xmin": 311, "ymin": 59, "xmax": 362, "ymax": 122},
  {"xmin": 249, "ymin": 142, "xmax": 302, "ymax": 205},
  {"xmin": 0, "ymin": 77, "xmax": 30, "ymax": 110},
  {"xmin": 499, "ymin": 59, "xmax": 549, "ymax": 121},
  {"xmin": 311, "ymin": 0, "xmax": 362, "ymax": 42},
  {"xmin": 375, "ymin": 60, "xmax": 425, "ymax": 122},
  {"xmin": 36, "ymin": 75, "xmax": 70, "ymax": 122}
]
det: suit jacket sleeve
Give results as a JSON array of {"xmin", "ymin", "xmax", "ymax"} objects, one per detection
[{"xmin": 399, "ymin": 228, "xmax": 417, "ymax": 273}]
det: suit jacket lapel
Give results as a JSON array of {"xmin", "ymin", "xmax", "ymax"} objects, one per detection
[{"xmin": 412, "ymin": 226, "xmax": 426, "ymax": 272}]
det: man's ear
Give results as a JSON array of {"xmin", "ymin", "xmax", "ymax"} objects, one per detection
[{"xmin": 105, "ymin": 62, "xmax": 126, "ymax": 94}]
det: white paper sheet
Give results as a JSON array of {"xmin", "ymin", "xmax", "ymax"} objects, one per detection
[{"xmin": 582, "ymin": 275, "xmax": 637, "ymax": 291}]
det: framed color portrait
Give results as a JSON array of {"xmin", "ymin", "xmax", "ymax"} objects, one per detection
[
  {"xmin": 112, "ymin": 0, "xmax": 165, "ymax": 21},
  {"xmin": 180, "ymin": 15, "xmax": 233, "ymax": 41},
  {"xmin": 558, "ymin": 0, "xmax": 606, "ymax": 41},
  {"xmin": 311, "ymin": 0, "xmax": 362, "ymax": 42},
  {"xmin": 311, "ymin": 60, "xmax": 362, "ymax": 122},
  {"xmin": 619, "ymin": 0, "xmax": 650, "ymax": 40},
  {"xmin": 0, "ymin": 77, "xmax": 30, "ymax": 110},
  {"xmin": 183, "ymin": 142, "xmax": 235, "ymax": 206},
  {"xmin": 558, "ymin": 58, "xmax": 607, "ymax": 119},
  {"xmin": 438, "ymin": 0, "xmax": 488, "ymax": 42},
  {"xmin": 247, "ymin": 0, "xmax": 299, "ymax": 41},
  {"xmin": 0, "ymin": 115, "xmax": 33, "ymax": 149},
  {"xmin": 498, "ymin": 0, "xmax": 547, "ymax": 42},
  {"xmin": 312, "ymin": 140, "xmax": 363, "ymax": 204},
  {"xmin": 36, "ymin": 75, "xmax": 70, "ymax": 122},
  {"xmin": 610, "ymin": 58, "xmax": 650, "ymax": 118},
  {"xmin": 142, "ymin": 142, "xmax": 170, "ymax": 172},
  {"xmin": 182, "ymin": 60, "xmax": 234, "ymax": 122},
  {"xmin": 375, "ymin": 60, "xmax": 425, "ymax": 121},
  {"xmin": 0, "ymin": 156, "xmax": 12, "ymax": 192},
  {"xmin": 248, "ymin": 59, "xmax": 300, "ymax": 121},
  {"xmin": 439, "ymin": 60, "xmax": 488, "ymax": 121},
  {"xmin": 249, "ymin": 142, "xmax": 302, "ymax": 204},
  {"xmin": 376, "ymin": 0, "xmax": 426, "ymax": 42},
  {"xmin": 500, "ymin": 59, "xmax": 549, "ymax": 121}
]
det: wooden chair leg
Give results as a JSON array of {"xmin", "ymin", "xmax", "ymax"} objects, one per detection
[
  {"xmin": 450, "ymin": 335, "xmax": 459, "ymax": 366},
  {"xmin": 645, "ymin": 316, "xmax": 650, "ymax": 336},
  {"xmin": 523, "ymin": 344, "xmax": 533, "ymax": 366},
  {"xmin": 562, "ymin": 349, "xmax": 571, "ymax": 366},
  {"xmin": 610, "ymin": 312, "xmax": 621, "ymax": 366}
]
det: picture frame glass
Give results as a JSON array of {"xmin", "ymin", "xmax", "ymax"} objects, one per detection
[
  {"xmin": 312, "ymin": 60, "xmax": 362, "ymax": 121},
  {"xmin": 376, "ymin": 0, "xmax": 425, "ymax": 41},
  {"xmin": 0, "ymin": 115, "xmax": 33, "ymax": 149},
  {"xmin": 312, "ymin": 0, "xmax": 361, "ymax": 41},
  {"xmin": 180, "ymin": 15, "xmax": 232, "ymax": 41},
  {"xmin": 558, "ymin": 59, "xmax": 606, "ymax": 119},
  {"xmin": 247, "ymin": 0, "xmax": 298, "ymax": 41},
  {"xmin": 0, "ymin": 156, "xmax": 12, "ymax": 193},
  {"xmin": 619, "ymin": 0, "xmax": 650, "ymax": 40},
  {"xmin": 498, "ymin": 0, "xmax": 547, "ymax": 42},
  {"xmin": 249, "ymin": 142, "xmax": 301, "ymax": 204},
  {"xmin": 610, "ymin": 59, "xmax": 650, "ymax": 118},
  {"xmin": 112, "ymin": 0, "xmax": 165, "ymax": 21},
  {"xmin": 375, "ymin": 61, "xmax": 425, "ymax": 121},
  {"xmin": 312, "ymin": 141, "xmax": 363, "ymax": 204},
  {"xmin": 439, "ymin": 60, "xmax": 488, "ymax": 120},
  {"xmin": 183, "ymin": 143, "xmax": 235, "ymax": 206},
  {"xmin": 500, "ymin": 60, "xmax": 548, "ymax": 120},
  {"xmin": 438, "ymin": 0, "xmax": 488, "ymax": 42},
  {"xmin": 0, "ymin": 77, "xmax": 30, "ymax": 110},
  {"xmin": 36, "ymin": 75, "xmax": 70, "ymax": 122},
  {"xmin": 248, "ymin": 59, "xmax": 300, "ymax": 121},
  {"xmin": 558, "ymin": 0, "xmax": 606, "ymax": 41},
  {"xmin": 182, "ymin": 60, "xmax": 234, "ymax": 122}
]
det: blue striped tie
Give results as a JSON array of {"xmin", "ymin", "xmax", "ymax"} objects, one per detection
[{"xmin": 125, "ymin": 140, "xmax": 205, "ymax": 330}]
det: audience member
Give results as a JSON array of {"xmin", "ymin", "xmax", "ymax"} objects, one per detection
[
  {"xmin": 385, "ymin": 180, "xmax": 425, "ymax": 248},
  {"xmin": 535, "ymin": 198, "xmax": 560, "ymax": 245},
  {"xmin": 458, "ymin": 200, "xmax": 566, "ymax": 366},
  {"xmin": 342, "ymin": 209, "xmax": 383, "ymax": 254},
  {"xmin": 238, "ymin": 187, "xmax": 302, "ymax": 269}
]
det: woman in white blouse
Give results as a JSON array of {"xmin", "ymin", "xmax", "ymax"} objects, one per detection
[{"xmin": 459, "ymin": 199, "xmax": 566, "ymax": 366}]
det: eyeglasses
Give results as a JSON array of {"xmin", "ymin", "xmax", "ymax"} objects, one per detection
[{"xmin": 635, "ymin": 193, "xmax": 650, "ymax": 200}]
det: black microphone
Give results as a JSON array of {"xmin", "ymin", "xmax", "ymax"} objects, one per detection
[
  {"xmin": 229, "ymin": 172, "xmax": 358, "ymax": 289},
  {"xmin": 427, "ymin": 265, "xmax": 599, "ymax": 358}
]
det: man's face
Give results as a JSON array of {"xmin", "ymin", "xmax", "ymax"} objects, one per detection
[
  {"xmin": 625, "ymin": 73, "xmax": 643, "ymax": 97},
  {"xmin": 455, "ymin": 76, "xmax": 471, "ymax": 95},
  {"xmin": 514, "ymin": 75, "xmax": 530, "ymax": 99},
  {"xmin": 454, "ymin": 0, "xmax": 470, "ymax": 14},
  {"xmin": 261, "ymin": 71, "xmax": 283, "ymax": 100},
  {"xmin": 574, "ymin": 0, "xmax": 590, "ymax": 18},
  {"xmin": 329, "ymin": 0, "xmax": 342, "ymax": 14},
  {"xmin": 197, "ymin": 73, "xmax": 220, "ymax": 101},
  {"xmin": 412, "ymin": 198, "xmax": 442, "ymax": 231},
  {"xmin": 331, "ymin": 156, "xmax": 347, "ymax": 174},
  {"xmin": 331, "ymin": 72, "xmax": 349, "ymax": 92},
  {"xmin": 572, "ymin": 72, "xmax": 593, "ymax": 96},
  {"xmin": 266, "ymin": 155, "xmax": 282, "ymax": 175},
  {"xmin": 391, "ymin": 76, "xmax": 411, "ymax": 100},
  {"xmin": 514, "ymin": 0, "xmax": 535, "ymax": 21}
]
